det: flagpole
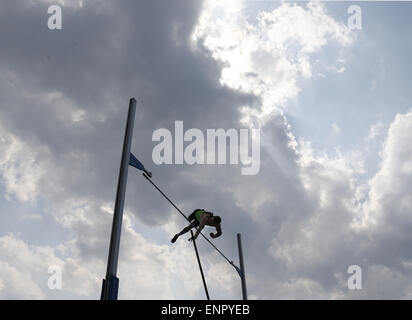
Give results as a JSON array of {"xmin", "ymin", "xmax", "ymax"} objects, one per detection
[{"xmin": 101, "ymin": 98, "xmax": 136, "ymax": 300}]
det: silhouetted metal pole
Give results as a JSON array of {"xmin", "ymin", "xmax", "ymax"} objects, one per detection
[
  {"xmin": 101, "ymin": 98, "xmax": 136, "ymax": 300},
  {"xmin": 237, "ymin": 233, "xmax": 247, "ymax": 300},
  {"xmin": 191, "ymin": 230, "xmax": 210, "ymax": 300}
]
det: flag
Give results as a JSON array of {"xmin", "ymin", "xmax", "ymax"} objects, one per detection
[{"xmin": 129, "ymin": 153, "xmax": 152, "ymax": 177}]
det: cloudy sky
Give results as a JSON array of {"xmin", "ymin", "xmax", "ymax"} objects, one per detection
[{"xmin": 1, "ymin": 0, "xmax": 412, "ymax": 299}]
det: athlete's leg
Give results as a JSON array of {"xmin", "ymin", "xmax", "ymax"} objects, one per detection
[{"xmin": 171, "ymin": 223, "xmax": 196, "ymax": 243}]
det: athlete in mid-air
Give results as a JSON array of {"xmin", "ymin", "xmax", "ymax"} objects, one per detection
[{"xmin": 171, "ymin": 209, "xmax": 222, "ymax": 243}]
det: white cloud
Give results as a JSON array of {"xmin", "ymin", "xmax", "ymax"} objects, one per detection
[
  {"xmin": 0, "ymin": 203, "xmax": 211, "ymax": 299},
  {"xmin": 264, "ymin": 110, "xmax": 412, "ymax": 298},
  {"xmin": 0, "ymin": 234, "xmax": 59, "ymax": 299},
  {"xmin": 367, "ymin": 121, "xmax": 385, "ymax": 141},
  {"xmin": 0, "ymin": 129, "xmax": 46, "ymax": 203},
  {"xmin": 192, "ymin": 1, "xmax": 355, "ymax": 126},
  {"xmin": 360, "ymin": 110, "xmax": 412, "ymax": 230}
]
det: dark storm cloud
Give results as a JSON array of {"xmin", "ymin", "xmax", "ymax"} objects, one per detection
[{"xmin": 0, "ymin": 0, "xmax": 255, "ymax": 217}]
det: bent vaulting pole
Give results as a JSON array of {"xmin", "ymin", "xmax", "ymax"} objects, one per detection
[
  {"xmin": 101, "ymin": 98, "xmax": 137, "ymax": 300},
  {"xmin": 237, "ymin": 233, "xmax": 248, "ymax": 300}
]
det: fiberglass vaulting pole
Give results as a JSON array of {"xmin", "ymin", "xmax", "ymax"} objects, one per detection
[{"xmin": 101, "ymin": 98, "xmax": 137, "ymax": 300}]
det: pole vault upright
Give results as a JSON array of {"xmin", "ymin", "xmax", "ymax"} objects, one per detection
[
  {"xmin": 101, "ymin": 98, "xmax": 137, "ymax": 300},
  {"xmin": 237, "ymin": 233, "xmax": 247, "ymax": 300}
]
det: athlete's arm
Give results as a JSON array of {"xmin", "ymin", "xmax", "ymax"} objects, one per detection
[{"xmin": 210, "ymin": 224, "xmax": 222, "ymax": 238}]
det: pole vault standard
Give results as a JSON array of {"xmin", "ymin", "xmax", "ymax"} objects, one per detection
[
  {"xmin": 101, "ymin": 98, "xmax": 137, "ymax": 300},
  {"xmin": 237, "ymin": 233, "xmax": 247, "ymax": 300}
]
